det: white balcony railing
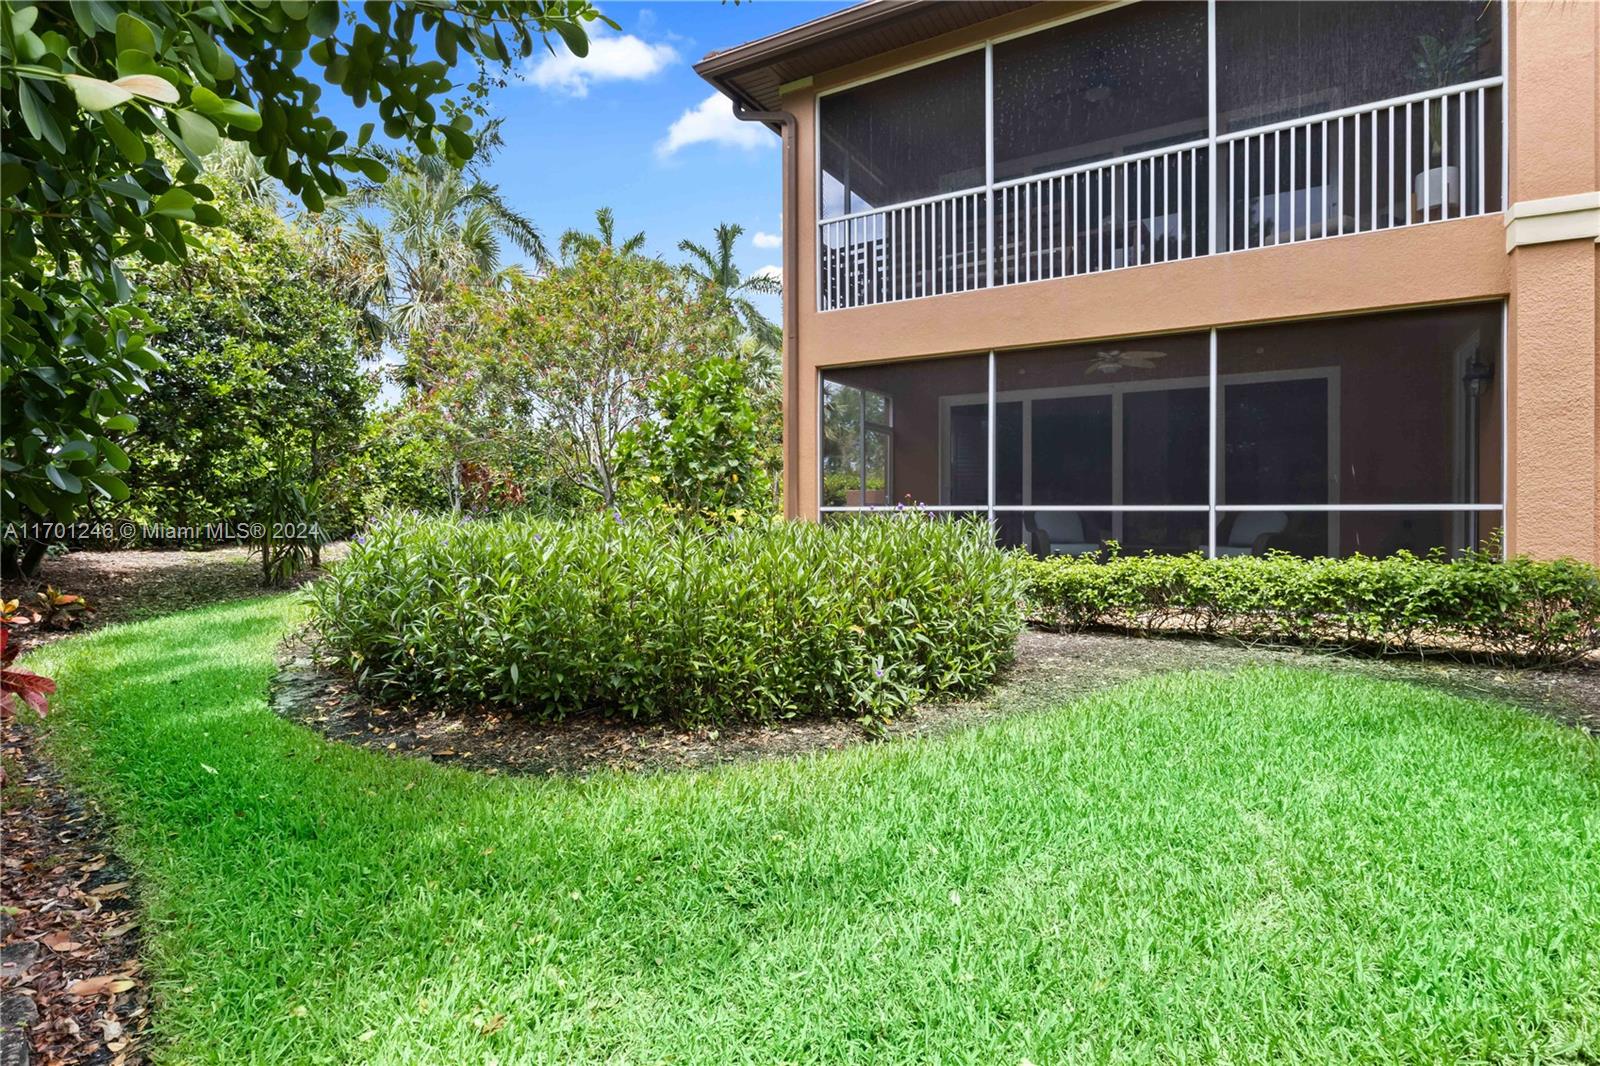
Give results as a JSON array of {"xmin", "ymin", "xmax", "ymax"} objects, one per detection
[
  {"xmin": 1218, "ymin": 79, "xmax": 1502, "ymax": 251},
  {"xmin": 816, "ymin": 80, "xmax": 1502, "ymax": 312}
]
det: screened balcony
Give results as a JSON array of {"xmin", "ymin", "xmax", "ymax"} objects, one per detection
[
  {"xmin": 816, "ymin": 1, "xmax": 1504, "ymax": 311},
  {"xmin": 821, "ymin": 303, "xmax": 1504, "ymax": 560}
]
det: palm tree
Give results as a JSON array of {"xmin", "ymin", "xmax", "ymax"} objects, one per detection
[
  {"xmin": 558, "ymin": 206, "xmax": 646, "ymax": 261},
  {"xmin": 320, "ymin": 122, "xmax": 544, "ymax": 342},
  {"xmin": 679, "ymin": 222, "xmax": 781, "ymax": 350}
]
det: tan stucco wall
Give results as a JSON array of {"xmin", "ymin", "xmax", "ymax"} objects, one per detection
[
  {"xmin": 1504, "ymin": 0, "xmax": 1600, "ymax": 559},
  {"xmin": 776, "ymin": 1, "xmax": 1600, "ymax": 562}
]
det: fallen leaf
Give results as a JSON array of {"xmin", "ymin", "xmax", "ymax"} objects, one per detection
[
  {"xmin": 41, "ymin": 931, "xmax": 84, "ymax": 952},
  {"xmin": 66, "ymin": 975, "xmax": 136, "ymax": 997},
  {"xmin": 200, "ymin": 763, "xmax": 218, "ymax": 775},
  {"xmin": 479, "ymin": 1013, "xmax": 506, "ymax": 1035},
  {"xmin": 358, "ymin": 1028, "xmax": 377, "ymax": 1042},
  {"xmin": 94, "ymin": 1016, "xmax": 124, "ymax": 1041}
]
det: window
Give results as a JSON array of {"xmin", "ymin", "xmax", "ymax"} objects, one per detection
[
  {"xmin": 819, "ymin": 51, "xmax": 985, "ymax": 219},
  {"xmin": 821, "ymin": 356, "xmax": 989, "ymax": 509},
  {"xmin": 821, "ymin": 306, "xmax": 1503, "ymax": 559},
  {"xmin": 993, "ymin": 1, "xmax": 1208, "ymax": 181}
]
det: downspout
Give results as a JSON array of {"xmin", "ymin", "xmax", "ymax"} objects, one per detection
[{"xmin": 731, "ymin": 99, "xmax": 801, "ymax": 519}]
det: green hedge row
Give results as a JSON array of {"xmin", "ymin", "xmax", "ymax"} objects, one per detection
[
  {"xmin": 1018, "ymin": 548, "xmax": 1600, "ymax": 665},
  {"xmin": 308, "ymin": 511, "xmax": 1022, "ymax": 724}
]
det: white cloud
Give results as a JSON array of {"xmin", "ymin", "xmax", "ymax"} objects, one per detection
[
  {"xmin": 751, "ymin": 231, "xmax": 782, "ymax": 249},
  {"xmin": 657, "ymin": 92, "xmax": 773, "ymax": 157},
  {"xmin": 523, "ymin": 29, "xmax": 677, "ymax": 97},
  {"xmin": 755, "ymin": 264, "xmax": 782, "ymax": 282}
]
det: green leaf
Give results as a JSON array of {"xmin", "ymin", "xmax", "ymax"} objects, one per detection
[
  {"xmin": 55, "ymin": 439, "xmax": 97, "ymax": 462},
  {"xmin": 554, "ymin": 21, "xmax": 590, "ymax": 59},
  {"xmin": 175, "ymin": 109, "xmax": 220, "ymax": 156},
  {"xmin": 307, "ymin": 0, "xmax": 339, "ymax": 36},
  {"xmin": 115, "ymin": 11, "xmax": 156, "ymax": 57},
  {"xmin": 18, "ymin": 79, "xmax": 66, "ymax": 152},
  {"xmin": 96, "ymin": 437, "xmax": 130, "ymax": 471},
  {"xmin": 190, "ymin": 85, "xmax": 226, "ymax": 114},
  {"xmin": 1, "ymin": 163, "xmax": 29, "ymax": 198},
  {"xmin": 99, "ymin": 110, "xmax": 148, "ymax": 164},
  {"xmin": 45, "ymin": 465, "xmax": 83, "ymax": 495},
  {"xmin": 86, "ymin": 472, "xmax": 131, "ymax": 501},
  {"xmin": 214, "ymin": 98, "xmax": 262, "ymax": 131},
  {"xmin": 103, "ymin": 414, "xmax": 139, "ymax": 433},
  {"xmin": 10, "ymin": 3, "xmax": 39, "ymax": 35},
  {"xmin": 151, "ymin": 187, "xmax": 197, "ymax": 218},
  {"xmin": 191, "ymin": 31, "xmax": 235, "ymax": 80}
]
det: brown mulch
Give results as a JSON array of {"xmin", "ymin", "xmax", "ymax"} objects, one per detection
[
  {"xmin": 273, "ymin": 627, "xmax": 1600, "ymax": 780},
  {"xmin": 271, "ymin": 634, "xmax": 1009, "ymax": 777},
  {"xmin": 0, "ymin": 546, "xmax": 347, "ymax": 1064},
  {"xmin": 1, "ymin": 722, "xmax": 146, "ymax": 1066}
]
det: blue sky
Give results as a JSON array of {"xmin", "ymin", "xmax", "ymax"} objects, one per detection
[{"xmin": 330, "ymin": 2, "xmax": 849, "ymax": 319}]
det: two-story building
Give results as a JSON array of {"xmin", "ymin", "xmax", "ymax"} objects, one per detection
[{"xmin": 697, "ymin": 0, "xmax": 1600, "ymax": 561}]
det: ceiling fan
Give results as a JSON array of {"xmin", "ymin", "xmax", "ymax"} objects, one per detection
[{"xmin": 1087, "ymin": 349, "xmax": 1167, "ymax": 374}]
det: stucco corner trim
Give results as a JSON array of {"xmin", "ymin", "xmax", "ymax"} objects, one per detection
[{"xmin": 1504, "ymin": 191, "xmax": 1600, "ymax": 252}]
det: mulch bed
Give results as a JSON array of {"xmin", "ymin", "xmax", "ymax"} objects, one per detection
[
  {"xmin": 273, "ymin": 628, "xmax": 1600, "ymax": 780},
  {"xmin": 1, "ymin": 546, "xmax": 347, "ymax": 1064},
  {"xmin": 1, "ymin": 722, "xmax": 146, "ymax": 1066},
  {"xmin": 271, "ymin": 634, "xmax": 1011, "ymax": 777},
  {"xmin": 2, "ymin": 545, "xmax": 345, "ymax": 655}
]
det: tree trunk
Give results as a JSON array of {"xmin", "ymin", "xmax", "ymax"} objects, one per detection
[{"xmin": 1, "ymin": 540, "xmax": 47, "ymax": 579}]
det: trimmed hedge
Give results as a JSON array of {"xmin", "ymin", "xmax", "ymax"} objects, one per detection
[
  {"xmin": 1019, "ymin": 548, "xmax": 1600, "ymax": 665},
  {"xmin": 308, "ymin": 511, "xmax": 1022, "ymax": 724}
]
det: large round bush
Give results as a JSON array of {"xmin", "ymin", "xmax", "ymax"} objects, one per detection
[{"xmin": 307, "ymin": 511, "xmax": 1022, "ymax": 723}]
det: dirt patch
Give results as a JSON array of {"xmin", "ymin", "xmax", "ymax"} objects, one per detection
[
  {"xmin": 273, "ymin": 628, "xmax": 1600, "ymax": 779},
  {"xmin": 2, "ymin": 721, "xmax": 147, "ymax": 1066},
  {"xmin": 1006, "ymin": 629, "xmax": 1600, "ymax": 735},
  {"xmin": 2, "ymin": 545, "xmax": 345, "ymax": 654}
]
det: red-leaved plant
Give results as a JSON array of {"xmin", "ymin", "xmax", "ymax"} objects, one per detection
[{"xmin": 1, "ymin": 605, "xmax": 54, "ymax": 720}]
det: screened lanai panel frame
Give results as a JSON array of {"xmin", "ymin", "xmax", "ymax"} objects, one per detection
[
  {"xmin": 813, "ymin": 0, "xmax": 1507, "ymax": 312},
  {"xmin": 817, "ymin": 303, "xmax": 1507, "ymax": 561}
]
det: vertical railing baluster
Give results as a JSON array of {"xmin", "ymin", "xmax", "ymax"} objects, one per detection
[
  {"xmin": 1195, "ymin": 147, "xmax": 1203, "ymax": 256},
  {"xmin": 1255, "ymin": 134, "xmax": 1263, "ymax": 248},
  {"xmin": 1476, "ymin": 87, "xmax": 1486, "ymax": 215},
  {"xmin": 1456, "ymin": 88, "xmax": 1466, "ymax": 220},
  {"xmin": 1369, "ymin": 102, "xmax": 1382, "ymax": 228},
  {"xmin": 1425, "ymin": 97, "xmax": 1433, "ymax": 224},
  {"xmin": 1401, "ymin": 101, "xmax": 1414, "ymax": 224},
  {"xmin": 1288, "ymin": 123, "xmax": 1296, "ymax": 242}
]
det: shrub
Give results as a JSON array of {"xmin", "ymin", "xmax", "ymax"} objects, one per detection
[
  {"xmin": 307, "ymin": 511, "xmax": 1022, "ymax": 724},
  {"xmin": 1018, "ymin": 545, "xmax": 1600, "ymax": 665}
]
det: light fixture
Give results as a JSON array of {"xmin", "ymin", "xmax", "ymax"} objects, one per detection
[{"xmin": 1462, "ymin": 354, "xmax": 1495, "ymax": 397}]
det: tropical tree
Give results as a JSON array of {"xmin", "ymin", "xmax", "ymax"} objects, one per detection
[
  {"xmin": 0, "ymin": 0, "xmax": 608, "ymax": 574},
  {"xmin": 678, "ymin": 222, "xmax": 781, "ymax": 349},
  {"xmin": 116, "ymin": 182, "xmax": 376, "ymax": 546},
  {"xmin": 322, "ymin": 123, "xmax": 545, "ymax": 341},
  {"xmin": 559, "ymin": 206, "xmax": 646, "ymax": 260},
  {"xmin": 412, "ymin": 242, "xmax": 743, "ymax": 506}
]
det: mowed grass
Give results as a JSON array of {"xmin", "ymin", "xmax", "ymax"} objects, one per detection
[{"xmin": 31, "ymin": 598, "xmax": 1600, "ymax": 1065}]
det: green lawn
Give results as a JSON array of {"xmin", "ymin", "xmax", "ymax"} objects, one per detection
[{"xmin": 30, "ymin": 598, "xmax": 1600, "ymax": 1064}]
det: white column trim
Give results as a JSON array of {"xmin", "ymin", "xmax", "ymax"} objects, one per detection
[{"xmin": 1504, "ymin": 191, "xmax": 1600, "ymax": 251}]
